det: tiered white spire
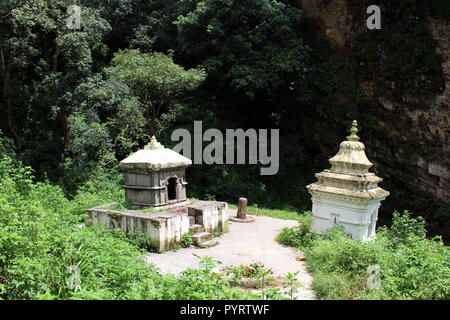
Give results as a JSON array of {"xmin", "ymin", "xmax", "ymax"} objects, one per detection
[
  {"xmin": 144, "ymin": 136, "xmax": 164, "ymax": 150},
  {"xmin": 306, "ymin": 120, "xmax": 390, "ymax": 240},
  {"xmin": 307, "ymin": 120, "xmax": 389, "ymax": 199}
]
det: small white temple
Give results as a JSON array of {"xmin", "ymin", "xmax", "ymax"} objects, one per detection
[
  {"xmin": 120, "ymin": 136, "xmax": 192, "ymax": 207},
  {"xmin": 306, "ymin": 120, "xmax": 389, "ymax": 240},
  {"xmin": 88, "ymin": 136, "xmax": 229, "ymax": 252}
]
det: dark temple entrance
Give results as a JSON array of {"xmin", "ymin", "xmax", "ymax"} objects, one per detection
[{"xmin": 167, "ymin": 177, "xmax": 177, "ymax": 201}]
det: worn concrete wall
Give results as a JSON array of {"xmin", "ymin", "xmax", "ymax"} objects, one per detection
[
  {"xmin": 188, "ymin": 201, "xmax": 229, "ymax": 233},
  {"xmin": 124, "ymin": 168, "xmax": 188, "ymax": 206},
  {"xmin": 310, "ymin": 193, "xmax": 382, "ymax": 240},
  {"xmin": 87, "ymin": 208, "xmax": 190, "ymax": 252},
  {"xmin": 86, "ymin": 200, "xmax": 230, "ymax": 251}
]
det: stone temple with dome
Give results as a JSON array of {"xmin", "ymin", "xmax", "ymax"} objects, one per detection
[
  {"xmin": 119, "ymin": 136, "xmax": 192, "ymax": 207},
  {"xmin": 87, "ymin": 136, "xmax": 229, "ymax": 252}
]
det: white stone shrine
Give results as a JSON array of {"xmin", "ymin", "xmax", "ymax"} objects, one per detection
[
  {"xmin": 119, "ymin": 136, "xmax": 191, "ymax": 207},
  {"xmin": 87, "ymin": 136, "xmax": 229, "ymax": 252},
  {"xmin": 306, "ymin": 120, "xmax": 389, "ymax": 240}
]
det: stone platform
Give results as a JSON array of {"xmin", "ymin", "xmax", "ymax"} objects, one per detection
[{"xmin": 86, "ymin": 200, "xmax": 229, "ymax": 252}]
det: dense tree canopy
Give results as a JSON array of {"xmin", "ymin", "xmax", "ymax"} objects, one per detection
[
  {"xmin": 108, "ymin": 49, "xmax": 206, "ymax": 134},
  {"xmin": 174, "ymin": 0, "xmax": 311, "ymax": 98},
  {"xmin": 0, "ymin": 0, "xmax": 110, "ymax": 158}
]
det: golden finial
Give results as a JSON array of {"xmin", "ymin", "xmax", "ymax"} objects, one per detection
[{"xmin": 346, "ymin": 120, "xmax": 360, "ymax": 142}]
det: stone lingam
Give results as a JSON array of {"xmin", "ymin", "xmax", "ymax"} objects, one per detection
[
  {"xmin": 229, "ymin": 197, "xmax": 255, "ymax": 223},
  {"xmin": 86, "ymin": 136, "xmax": 229, "ymax": 252},
  {"xmin": 306, "ymin": 121, "xmax": 389, "ymax": 240}
]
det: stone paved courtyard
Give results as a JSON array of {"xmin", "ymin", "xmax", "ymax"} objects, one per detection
[{"xmin": 146, "ymin": 209, "xmax": 315, "ymax": 300}]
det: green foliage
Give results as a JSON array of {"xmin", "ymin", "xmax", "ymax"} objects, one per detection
[
  {"xmin": 65, "ymin": 166, "xmax": 124, "ymax": 213},
  {"xmin": 0, "ymin": 0, "xmax": 448, "ymax": 300},
  {"xmin": 181, "ymin": 233, "xmax": 194, "ymax": 248},
  {"xmin": 277, "ymin": 227, "xmax": 303, "ymax": 247},
  {"xmin": 283, "ymin": 271, "xmax": 300, "ymax": 300},
  {"xmin": 187, "ymin": 158, "xmax": 312, "ymax": 213},
  {"xmin": 0, "ymin": 0, "xmax": 111, "ymax": 147},
  {"xmin": 388, "ymin": 210, "xmax": 426, "ymax": 244},
  {"xmin": 68, "ymin": 114, "xmax": 114, "ymax": 165},
  {"xmin": 225, "ymin": 262, "xmax": 281, "ymax": 300},
  {"xmin": 277, "ymin": 210, "xmax": 450, "ymax": 300},
  {"xmin": 108, "ymin": 49, "xmax": 206, "ymax": 134},
  {"xmin": 276, "ymin": 212, "xmax": 317, "ymax": 248},
  {"xmin": 226, "ymin": 262, "xmax": 266, "ymax": 279},
  {"xmin": 0, "ymin": 147, "xmax": 145, "ymax": 299},
  {"xmin": 174, "ymin": 0, "xmax": 311, "ymax": 98},
  {"xmin": 0, "ymin": 0, "xmax": 447, "ymax": 237},
  {"xmin": 124, "ymin": 231, "xmax": 152, "ymax": 250},
  {"xmin": 67, "ymin": 74, "xmax": 146, "ymax": 161},
  {"xmin": 160, "ymin": 255, "xmax": 256, "ymax": 299},
  {"xmin": 229, "ymin": 204, "xmax": 304, "ymax": 221},
  {"xmin": 80, "ymin": 0, "xmax": 154, "ymax": 49},
  {"xmin": 0, "ymin": 144, "xmax": 256, "ymax": 300}
]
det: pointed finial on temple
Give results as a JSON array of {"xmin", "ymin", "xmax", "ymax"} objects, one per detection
[
  {"xmin": 144, "ymin": 135, "xmax": 164, "ymax": 150},
  {"xmin": 347, "ymin": 120, "xmax": 360, "ymax": 141}
]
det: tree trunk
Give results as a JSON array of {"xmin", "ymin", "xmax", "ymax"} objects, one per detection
[
  {"xmin": 0, "ymin": 35, "xmax": 22, "ymax": 147},
  {"xmin": 60, "ymin": 111, "xmax": 70, "ymax": 151},
  {"xmin": 51, "ymin": 39, "xmax": 70, "ymax": 152}
]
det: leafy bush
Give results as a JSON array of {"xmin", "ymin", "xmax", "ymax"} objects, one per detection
[
  {"xmin": 277, "ymin": 211, "xmax": 450, "ymax": 300},
  {"xmin": 0, "ymin": 152, "xmax": 155, "ymax": 299},
  {"xmin": 276, "ymin": 228, "xmax": 304, "ymax": 248},
  {"xmin": 276, "ymin": 212, "xmax": 317, "ymax": 248},
  {"xmin": 160, "ymin": 255, "xmax": 255, "ymax": 300},
  {"xmin": 388, "ymin": 210, "xmax": 426, "ymax": 244},
  {"xmin": 180, "ymin": 233, "xmax": 194, "ymax": 248}
]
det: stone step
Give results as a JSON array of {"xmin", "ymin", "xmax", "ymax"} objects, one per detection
[
  {"xmin": 198, "ymin": 239, "xmax": 219, "ymax": 248},
  {"xmin": 189, "ymin": 224, "xmax": 204, "ymax": 233},
  {"xmin": 192, "ymin": 232, "xmax": 211, "ymax": 244}
]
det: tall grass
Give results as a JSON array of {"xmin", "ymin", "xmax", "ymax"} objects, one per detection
[{"xmin": 228, "ymin": 204, "xmax": 303, "ymax": 221}]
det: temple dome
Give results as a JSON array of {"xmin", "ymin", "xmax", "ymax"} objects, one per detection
[{"xmin": 119, "ymin": 136, "xmax": 192, "ymax": 173}]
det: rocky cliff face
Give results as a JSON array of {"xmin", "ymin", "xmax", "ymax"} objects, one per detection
[
  {"xmin": 299, "ymin": 0, "xmax": 353, "ymax": 49},
  {"xmin": 427, "ymin": 18, "xmax": 450, "ymax": 200},
  {"xmin": 297, "ymin": 0, "xmax": 449, "ymax": 204}
]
